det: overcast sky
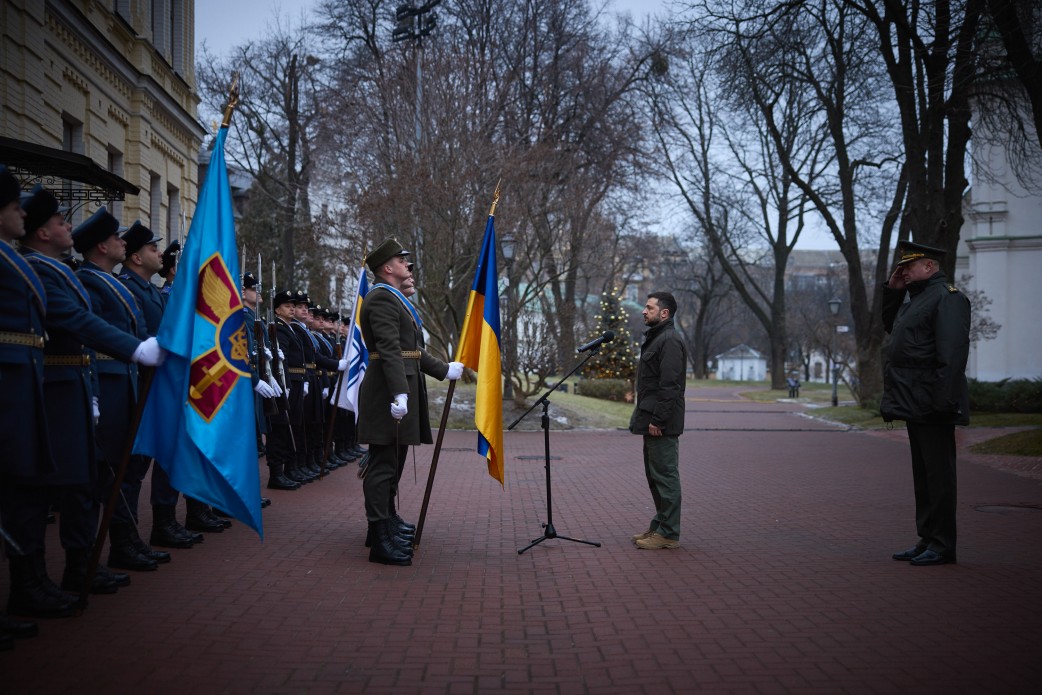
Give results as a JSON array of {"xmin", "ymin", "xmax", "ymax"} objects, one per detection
[
  {"xmin": 196, "ymin": 1, "xmax": 671, "ymax": 56},
  {"xmin": 194, "ymin": 1, "xmax": 835, "ymax": 249}
]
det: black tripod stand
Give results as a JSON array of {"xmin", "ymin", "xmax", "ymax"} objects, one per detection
[{"xmin": 510, "ymin": 349, "xmax": 602, "ymax": 554}]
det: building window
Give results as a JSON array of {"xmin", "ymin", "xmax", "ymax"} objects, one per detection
[
  {"xmin": 108, "ymin": 147, "xmax": 124, "ymax": 219},
  {"xmin": 150, "ymin": 172, "xmax": 162, "ymax": 231},
  {"xmin": 166, "ymin": 183, "xmax": 181, "ymax": 245},
  {"xmin": 62, "ymin": 115, "xmax": 84, "ymax": 224},
  {"xmin": 170, "ymin": 0, "xmax": 185, "ymax": 75}
]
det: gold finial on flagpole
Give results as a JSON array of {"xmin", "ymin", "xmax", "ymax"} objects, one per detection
[
  {"xmin": 489, "ymin": 178, "xmax": 502, "ymax": 217},
  {"xmin": 221, "ymin": 72, "xmax": 241, "ymax": 128}
]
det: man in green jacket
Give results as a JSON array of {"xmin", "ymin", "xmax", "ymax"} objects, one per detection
[
  {"xmin": 630, "ymin": 291, "xmax": 688, "ymax": 550},
  {"xmin": 882, "ymin": 241, "xmax": 970, "ymax": 567}
]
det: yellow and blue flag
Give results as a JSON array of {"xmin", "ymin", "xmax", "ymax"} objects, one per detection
[
  {"xmin": 335, "ymin": 264, "xmax": 369, "ymax": 419},
  {"xmin": 456, "ymin": 215, "xmax": 505, "ymax": 485},
  {"xmin": 134, "ymin": 127, "xmax": 262, "ymax": 536}
]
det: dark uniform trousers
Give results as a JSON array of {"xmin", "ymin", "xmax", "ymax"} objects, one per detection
[
  {"xmin": 907, "ymin": 422, "xmax": 958, "ymax": 559},
  {"xmin": 363, "ymin": 444, "xmax": 409, "ymax": 522}
]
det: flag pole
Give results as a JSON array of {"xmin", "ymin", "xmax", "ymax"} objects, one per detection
[
  {"xmin": 81, "ymin": 76, "xmax": 242, "ymax": 607},
  {"xmin": 413, "ymin": 182, "xmax": 501, "ymax": 550}
]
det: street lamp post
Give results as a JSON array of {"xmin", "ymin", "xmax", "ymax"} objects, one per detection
[
  {"xmin": 500, "ymin": 232, "xmax": 516, "ymax": 401},
  {"xmin": 392, "ymin": 1, "xmax": 442, "ymax": 266},
  {"xmin": 828, "ymin": 297, "xmax": 841, "ymax": 407}
]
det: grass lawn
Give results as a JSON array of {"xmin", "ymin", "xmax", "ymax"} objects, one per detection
[
  {"xmin": 425, "ymin": 376, "xmax": 1042, "ymax": 455},
  {"xmin": 970, "ymin": 429, "xmax": 1042, "ymax": 456}
]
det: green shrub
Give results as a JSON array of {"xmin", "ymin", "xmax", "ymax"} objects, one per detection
[
  {"xmin": 968, "ymin": 378, "xmax": 1042, "ymax": 413},
  {"xmin": 576, "ymin": 378, "xmax": 633, "ymax": 402}
]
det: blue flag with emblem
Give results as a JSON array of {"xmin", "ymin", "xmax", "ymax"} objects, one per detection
[{"xmin": 133, "ymin": 126, "xmax": 262, "ymax": 536}]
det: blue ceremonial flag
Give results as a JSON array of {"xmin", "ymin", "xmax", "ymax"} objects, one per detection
[
  {"xmin": 134, "ymin": 127, "xmax": 262, "ymax": 536},
  {"xmin": 456, "ymin": 214, "xmax": 505, "ymax": 485},
  {"xmin": 335, "ymin": 264, "xmax": 369, "ymax": 419}
]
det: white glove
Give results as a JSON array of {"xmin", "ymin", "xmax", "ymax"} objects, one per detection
[
  {"xmin": 132, "ymin": 337, "xmax": 166, "ymax": 366},
  {"xmin": 446, "ymin": 362, "xmax": 464, "ymax": 380},
  {"xmin": 322, "ymin": 387, "xmax": 329, "ymax": 399},
  {"xmin": 92, "ymin": 396, "xmax": 100, "ymax": 425},
  {"xmin": 277, "ymin": 348, "xmax": 285, "ymax": 360},
  {"xmin": 268, "ymin": 377, "xmax": 283, "ymax": 396},
  {"xmin": 255, "ymin": 380, "xmax": 276, "ymax": 398},
  {"xmin": 263, "ymin": 347, "xmax": 272, "ymax": 360},
  {"xmin": 303, "ymin": 381, "xmax": 310, "ymax": 397},
  {"xmin": 390, "ymin": 393, "xmax": 408, "ymax": 420},
  {"xmin": 337, "ymin": 357, "xmax": 349, "ymax": 371}
]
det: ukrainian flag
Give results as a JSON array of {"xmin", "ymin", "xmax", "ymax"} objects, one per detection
[
  {"xmin": 456, "ymin": 214, "xmax": 505, "ymax": 485},
  {"xmin": 134, "ymin": 126, "xmax": 262, "ymax": 536}
]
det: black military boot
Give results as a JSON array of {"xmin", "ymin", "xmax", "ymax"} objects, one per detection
[
  {"xmin": 364, "ymin": 524, "xmax": 414, "ymax": 551},
  {"xmin": 267, "ymin": 463, "xmax": 301, "ymax": 490},
  {"xmin": 128, "ymin": 522, "xmax": 171, "ymax": 563},
  {"xmin": 368, "ymin": 520, "xmax": 412, "ymax": 566},
  {"xmin": 150, "ymin": 505, "xmax": 194, "ymax": 549},
  {"xmin": 61, "ymin": 549, "xmax": 119, "ymax": 596},
  {"xmin": 6, "ymin": 554, "xmax": 76, "ymax": 618},
  {"xmin": 0, "ymin": 613, "xmax": 39, "ymax": 640},
  {"xmin": 108, "ymin": 523, "xmax": 158, "ymax": 571},
  {"xmin": 185, "ymin": 497, "xmax": 224, "ymax": 533}
]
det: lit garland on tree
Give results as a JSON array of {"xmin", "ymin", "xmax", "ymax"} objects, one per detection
[{"xmin": 582, "ymin": 289, "xmax": 637, "ymax": 382}]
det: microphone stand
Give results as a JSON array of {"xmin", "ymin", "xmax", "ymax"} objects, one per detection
[{"xmin": 511, "ymin": 346, "xmax": 603, "ymax": 554}]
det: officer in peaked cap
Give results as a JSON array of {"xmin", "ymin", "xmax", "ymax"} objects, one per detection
[
  {"xmin": 71, "ymin": 206, "xmax": 121, "ymax": 255},
  {"xmin": 882, "ymin": 237, "xmax": 969, "ymax": 567},
  {"xmin": 0, "ymin": 167, "xmax": 52, "ymax": 638},
  {"xmin": 365, "ymin": 238, "xmax": 410, "ymax": 274}
]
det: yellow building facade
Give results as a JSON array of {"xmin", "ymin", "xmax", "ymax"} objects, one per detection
[{"xmin": 1, "ymin": 0, "xmax": 204, "ymax": 243}]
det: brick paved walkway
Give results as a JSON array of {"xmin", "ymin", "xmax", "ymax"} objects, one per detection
[{"xmin": 4, "ymin": 387, "xmax": 1041, "ymax": 693}]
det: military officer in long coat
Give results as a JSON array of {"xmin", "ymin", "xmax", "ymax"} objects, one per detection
[{"xmin": 356, "ymin": 239, "xmax": 463, "ymax": 566}]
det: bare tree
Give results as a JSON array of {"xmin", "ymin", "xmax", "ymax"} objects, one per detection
[{"xmin": 197, "ymin": 16, "xmax": 328, "ymax": 290}]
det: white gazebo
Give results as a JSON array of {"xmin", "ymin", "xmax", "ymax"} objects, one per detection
[{"xmin": 714, "ymin": 344, "xmax": 767, "ymax": 381}]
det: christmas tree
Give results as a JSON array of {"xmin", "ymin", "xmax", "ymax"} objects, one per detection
[{"xmin": 582, "ymin": 290, "xmax": 637, "ymax": 382}]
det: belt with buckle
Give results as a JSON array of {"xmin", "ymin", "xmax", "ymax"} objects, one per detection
[
  {"xmin": 44, "ymin": 354, "xmax": 91, "ymax": 367},
  {"xmin": 0, "ymin": 331, "xmax": 45, "ymax": 349},
  {"xmin": 369, "ymin": 350, "xmax": 421, "ymax": 360}
]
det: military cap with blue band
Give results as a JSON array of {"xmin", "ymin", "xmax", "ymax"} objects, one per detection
[
  {"xmin": 122, "ymin": 220, "xmax": 162, "ymax": 256},
  {"xmin": 72, "ymin": 206, "xmax": 120, "ymax": 253}
]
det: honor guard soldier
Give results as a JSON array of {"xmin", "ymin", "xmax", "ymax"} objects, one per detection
[
  {"xmin": 0, "ymin": 167, "xmax": 47, "ymax": 644},
  {"xmin": 242, "ymin": 271, "xmax": 279, "ymax": 503},
  {"xmin": 118, "ymin": 223, "xmax": 204, "ymax": 548},
  {"xmin": 158, "ymin": 240, "xmax": 179, "ymax": 297},
  {"xmin": 356, "ymin": 239, "xmax": 463, "ymax": 565},
  {"xmin": 12, "ymin": 196, "xmax": 164, "ymax": 618},
  {"xmin": 73, "ymin": 207, "xmax": 168, "ymax": 574},
  {"xmin": 269, "ymin": 290, "xmax": 310, "ymax": 486}
]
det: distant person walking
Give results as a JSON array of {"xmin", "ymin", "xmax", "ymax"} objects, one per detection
[
  {"xmin": 882, "ymin": 241, "xmax": 970, "ymax": 567},
  {"xmin": 630, "ymin": 291, "xmax": 688, "ymax": 550}
]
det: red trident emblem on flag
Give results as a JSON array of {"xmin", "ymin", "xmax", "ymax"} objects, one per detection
[{"xmin": 188, "ymin": 254, "xmax": 251, "ymax": 422}]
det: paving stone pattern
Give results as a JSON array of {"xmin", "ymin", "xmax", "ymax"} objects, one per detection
[{"xmin": 3, "ymin": 386, "xmax": 1040, "ymax": 693}]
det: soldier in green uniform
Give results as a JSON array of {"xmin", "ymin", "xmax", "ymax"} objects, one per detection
[
  {"xmin": 882, "ymin": 241, "xmax": 970, "ymax": 567},
  {"xmin": 356, "ymin": 239, "xmax": 463, "ymax": 565}
]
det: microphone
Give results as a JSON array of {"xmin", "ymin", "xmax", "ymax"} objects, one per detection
[{"xmin": 577, "ymin": 330, "xmax": 615, "ymax": 352}]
